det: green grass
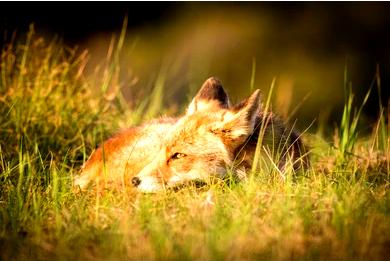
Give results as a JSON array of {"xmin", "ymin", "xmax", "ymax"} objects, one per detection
[{"xmin": 1, "ymin": 29, "xmax": 389, "ymax": 261}]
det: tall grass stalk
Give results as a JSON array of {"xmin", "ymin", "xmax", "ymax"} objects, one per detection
[
  {"xmin": 374, "ymin": 64, "xmax": 389, "ymax": 152},
  {"xmin": 337, "ymin": 64, "xmax": 371, "ymax": 165},
  {"xmin": 251, "ymin": 78, "xmax": 276, "ymax": 175}
]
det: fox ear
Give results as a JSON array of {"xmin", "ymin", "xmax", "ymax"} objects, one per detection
[
  {"xmin": 212, "ymin": 89, "xmax": 262, "ymax": 146},
  {"xmin": 187, "ymin": 77, "xmax": 230, "ymax": 115}
]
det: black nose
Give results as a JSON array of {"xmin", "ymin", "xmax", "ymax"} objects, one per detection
[{"xmin": 131, "ymin": 176, "xmax": 141, "ymax": 187}]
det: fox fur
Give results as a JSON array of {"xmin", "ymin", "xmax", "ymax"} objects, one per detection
[{"xmin": 74, "ymin": 77, "xmax": 309, "ymax": 192}]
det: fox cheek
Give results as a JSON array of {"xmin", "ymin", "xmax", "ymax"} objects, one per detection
[{"xmin": 169, "ymin": 163, "xmax": 192, "ymax": 177}]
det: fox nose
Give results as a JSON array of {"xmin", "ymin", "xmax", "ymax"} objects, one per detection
[{"xmin": 131, "ymin": 176, "xmax": 141, "ymax": 187}]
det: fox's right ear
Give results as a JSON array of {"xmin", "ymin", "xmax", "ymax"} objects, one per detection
[
  {"xmin": 187, "ymin": 77, "xmax": 230, "ymax": 115},
  {"xmin": 211, "ymin": 89, "xmax": 262, "ymax": 147}
]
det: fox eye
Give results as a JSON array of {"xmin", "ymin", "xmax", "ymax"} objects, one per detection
[{"xmin": 170, "ymin": 152, "xmax": 187, "ymax": 160}]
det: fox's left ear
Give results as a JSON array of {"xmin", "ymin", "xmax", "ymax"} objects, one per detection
[
  {"xmin": 212, "ymin": 89, "xmax": 262, "ymax": 146},
  {"xmin": 187, "ymin": 77, "xmax": 231, "ymax": 115}
]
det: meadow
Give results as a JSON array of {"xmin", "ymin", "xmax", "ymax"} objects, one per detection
[{"xmin": 0, "ymin": 26, "xmax": 389, "ymax": 261}]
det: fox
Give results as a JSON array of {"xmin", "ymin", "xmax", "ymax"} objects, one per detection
[{"xmin": 74, "ymin": 77, "xmax": 309, "ymax": 192}]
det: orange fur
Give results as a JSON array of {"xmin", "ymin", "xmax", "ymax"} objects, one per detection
[{"xmin": 74, "ymin": 77, "xmax": 309, "ymax": 192}]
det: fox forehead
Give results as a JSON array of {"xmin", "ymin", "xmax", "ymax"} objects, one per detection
[{"xmin": 162, "ymin": 111, "xmax": 227, "ymax": 154}]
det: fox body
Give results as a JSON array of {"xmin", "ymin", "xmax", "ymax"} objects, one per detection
[{"xmin": 75, "ymin": 77, "xmax": 308, "ymax": 192}]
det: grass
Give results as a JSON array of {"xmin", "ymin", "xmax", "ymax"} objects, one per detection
[{"xmin": 0, "ymin": 28, "xmax": 389, "ymax": 261}]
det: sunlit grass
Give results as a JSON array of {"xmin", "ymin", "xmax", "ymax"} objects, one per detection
[{"xmin": 0, "ymin": 28, "xmax": 389, "ymax": 261}]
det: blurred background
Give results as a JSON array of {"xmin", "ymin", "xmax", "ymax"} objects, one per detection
[{"xmin": 1, "ymin": 2, "xmax": 389, "ymax": 133}]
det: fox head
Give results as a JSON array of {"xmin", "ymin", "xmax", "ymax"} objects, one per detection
[{"xmin": 132, "ymin": 77, "xmax": 262, "ymax": 192}]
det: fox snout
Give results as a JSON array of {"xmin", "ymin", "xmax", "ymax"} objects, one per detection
[
  {"xmin": 131, "ymin": 156, "xmax": 169, "ymax": 192},
  {"xmin": 131, "ymin": 174, "xmax": 164, "ymax": 193},
  {"xmin": 130, "ymin": 174, "xmax": 162, "ymax": 192}
]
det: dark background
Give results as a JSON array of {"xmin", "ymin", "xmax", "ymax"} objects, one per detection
[
  {"xmin": 1, "ymin": 2, "xmax": 389, "ymax": 126},
  {"xmin": 0, "ymin": 2, "xmax": 173, "ymax": 42}
]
